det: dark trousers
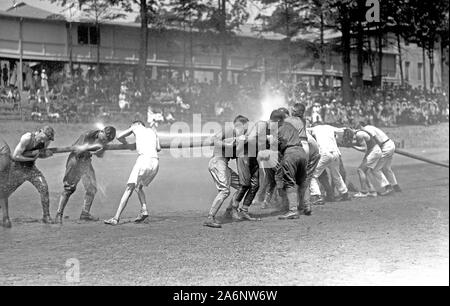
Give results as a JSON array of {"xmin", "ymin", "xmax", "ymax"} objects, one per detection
[
  {"xmin": 280, "ymin": 147, "xmax": 308, "ymax": 191},
  {"xmin": 298, "ymin": 149, "xmax": 321, "ymax": 206},
  {"xmin": 235, "ymin": 157, "xmax": 260, "ymax": 208},
  {"xmin": 0, "ymin": 154, "xmax": 10, "ymax": 198},
  {"xmin": 61, "ymin": 154, "xmax": 97, "ymax": 213},
  {"xmin": 7, "ymin": 161, "xmax": 50, "ymax": 217}
]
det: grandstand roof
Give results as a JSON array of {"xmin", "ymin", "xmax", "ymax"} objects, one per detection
[{"xmin": 0, "ymin": 2, "xmax": 64, "ymax": 20}]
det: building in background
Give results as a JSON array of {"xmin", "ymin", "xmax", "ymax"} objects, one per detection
[{"xmin": 0, "ymin": 2, "xmax": 446, "ymax": 91}]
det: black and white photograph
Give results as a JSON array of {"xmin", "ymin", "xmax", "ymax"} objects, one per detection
[{"xmin": 0, "ymin": 0, "xmax": 448, "ymax": 290}]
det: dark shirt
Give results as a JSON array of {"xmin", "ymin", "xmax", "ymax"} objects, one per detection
[
  {"xmin": 278, "ymin": 122, "xmax": 302, "ymax": 154},
  {"xmin": 71, "ymin": 130, "xmax": 102, "ymax": 159},
  {"xmin": 2, "ymin": 68, "xmax": 7, "ymax": 80},
  {"xmin": 284, "ymin": 116, "xmax": 308, "ymax": 140}
]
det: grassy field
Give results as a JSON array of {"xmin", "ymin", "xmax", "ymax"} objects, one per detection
[{"xmin": 0, "ymin": 120, "xmax": 448, "ymax": 285}]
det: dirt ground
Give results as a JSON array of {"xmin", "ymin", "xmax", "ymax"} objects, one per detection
[{"xmin": 0, "ymin": 122, "xmax": 448, "ymax": 286}]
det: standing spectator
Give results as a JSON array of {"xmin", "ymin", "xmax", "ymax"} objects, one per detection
[
  {"xmin": 30, "ymin": 71, "xmax": 39, "ymax": 97},
  {"xmin": 41, "ymin": 69, "xmax": 49, "ymax": 95},
  {"xmin": 9, "ymin": 64, "xmax": 17, "ymax": 87},
  {"xmin": 2, "ymin": 64, "xmax": 8, "ymax": 88}
]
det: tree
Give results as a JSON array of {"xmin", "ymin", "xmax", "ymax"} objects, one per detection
[
  {"xmin": 79, "ymin": 0, "xmax": 125, "ymax": 75},
  {"xmin": 408, "ymin": 0, "xmax": 449, "ymax": 90},
  {"xmin": 206, "ymin": 0, "xmax": 249, "ymax": 88},
  {"xmin": 111, "ymin": 0, "xmax": 164, "ymax": 95},
  {"xmin": 165, "ymin": 0, "xmax": 211, "ymax": 79},
  {"xmin": 256, "ymin": 0, "xmax": 308, "ymax": 80},
  {"xmin": 49, "ymin": 0, "xmax": 124, "ymax": 76},
  {"xmin": 294, "ymin": 0, "xmax": 337, "ymax": 87}
]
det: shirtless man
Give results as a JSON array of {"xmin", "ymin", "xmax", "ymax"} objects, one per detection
[{"xmin": 8, "ymin": 126, "xmax": 55, "ymax": 224}]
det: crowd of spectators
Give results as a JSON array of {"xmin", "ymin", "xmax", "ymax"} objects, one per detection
[
  {"xmin": 304, "ymin": 85, "xmax": 449, "ymax": 127},
  {"xmin": 1, "ymin": 62, "xmax": 448, "ymax": 127}
]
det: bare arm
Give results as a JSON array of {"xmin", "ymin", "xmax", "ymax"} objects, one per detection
[
  {"xmin": 12, "ymin": 134, "xmax": 38, "ymax": 162},
  {"xmin": 156, "ymin": 133, "xmax": 161, "ymax": 152},
  {"xmin": 117, "ymin": 127, "xmax": 134, "ymax": 144},
  {"xmin": 352, "ymin": 135, "xmax": 367, "ymax": 152},
  {"xmin": 211, "ymin": 131, "xmax": 236, "ymax": 150}
]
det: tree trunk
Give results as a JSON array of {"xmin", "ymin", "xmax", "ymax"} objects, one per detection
[
  {"xmin": 138, "ymin": 0, "xmax": 148, "ymax": 94},
  {"xmin": 182, "ymin": 20, "xmax": 187, "ymax": 80},
  {"xmin": 367, "ymin": 35, "xmax": 375, "ymax": 79},
  {"xmin": 320, "ymin": 10, "xmax": 326, "ymax": 88},
  {"xmin": 67, "ymin": 22, "xmax": 73, "ymax": 80},
  {"xmin": 356, "ymin": 22, "xmax": 364, "ymax": 88},
  {"xmin": 356, "ymin": 0, "xmax": 364, "ymax": 89},
  {"xmin": 284, "ymin": 0, "xmax": 291, "ymax": 80},
  {"xmin": 377, "ymin": 24, "xmax": 383, "ymax": 88},
  {"xmin": 219, "ymin": 0, "xmax": 228, "ymax": 88},
  {"xmin": 189, "ymin": 24, "xmax": 194, "ymax": 80},
  {"xmin": 422, "ymin": 47, "xmax": 427, "ymax": 91},
  {"xmin": 340, "ymin": 5, "xmax": 352, "ymax": 104},
  {"xmin": 396, "ymin": 32, "xmax": 404, "ymax": 86},
  {"xmin": 96, "ymin": 22, "xmax": 100, "ymax": 76},
  {"xmin": 429, "ymin": 51, "xmax": 434, "ymax": 90}
]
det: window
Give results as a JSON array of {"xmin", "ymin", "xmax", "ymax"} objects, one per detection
[
  {"xmin": 405, "ymin": 61, "xmax": 410, "ymax": 81},
  {"xmin": 78, "ymin": 25, "xmax": 89, "ymax": 45},
  {"xmin": 418, "ymin": 63, "xmax": 423, "ymax": 81},
  {"xmin": 78, "ymin": 25, "xmax": 99, "ymax": 45}
]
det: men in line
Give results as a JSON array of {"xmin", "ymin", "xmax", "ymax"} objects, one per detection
[
  {"xmin": 204, "ymin": 115, "xmax": 248, "ymax": 228},
  {"xmin": 231, "ymin": 120, "xmax": 271, "ymax": 221},
  {"xmin": 0, "ymin": 137, "xmax": 11, "ymax": 227},
  {"xmin": 351, "ymin": 128, "xmax": 383, "ymax": 198},
  {"xmin": 309, "ymin": 124, "xmax": 351, "ymax": 205},
  {"xmin": 269, "ymin": 110, "xmax": 308, "ymax": 220},
  {"xmin": 298, "ymin": 130, "xmax": 321, "ymax": 215},
  {"xmin": 8, "ymin": 126, "xmax": 55, "ymax": 224},
  {"xmin": 105, "ymin": 121, "xmax": 160, "ymax": 225},
  {"xmin": 356, "ymin": 122, "xmax": 402, "ymax": 194},
  {"xmin": 55, "ymin": 126, "xmax": 116, "ymax": 224},
  {"xmin": 255, "ymin": 121, "xmax": 280, "ymax": 209}
]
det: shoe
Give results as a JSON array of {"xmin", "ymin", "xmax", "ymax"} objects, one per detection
[
  {"xmin": 368, "ymin": 192, "xmax": 378, "ymax": 197},
  {"xmin": 239, "ymin": 209, "xmax": 260, "ymax": 221},
  {"xmin": 42, "ymin": 215, "xmax": 53, "ymax": 224},
  {"xmin": 298, "ymin": 205, "xmax": 312, "ymax": 216},
  {"xmin": 347, "ymin": 182, "xmax": 358, "ymax": 193},
  {"xmin": 278, "ymin": 211, "xmax": 300, "ymax": 220},
  {"xmin": 353, "ymin": 192, "xmax": 369, "ymax": 198},
  {"xmin": 80, "ymin": 212, "xmax": 99, "ymax": 222},
  {"xmin": 55, "ymin": 212, "xmax": 63, "ymax": 224},
  {"xmin": 310, "ymin": 195, "xmax": 325, "ymax": 206},
  {"xmin": 223, "ymin": 208, "xmax": 233, "ymax": 219},
  {"xmin": 203, "ymin": 217, "xmax": 222, "ymax": 228},
  {"xmin": 2, "ymin": 218, "xmax": 11, "ymax": 228},
  {"xmin": 104, "ymin": 217, "xmax": 119, "ymax": 225},
  {"xmin": 393, "ymin": 185, "xmax": 402, "ymax": 192},
  {"xmin": 339, "ymin": 193, "xmax": 351, "ymax": 202},
  {"xmin": 231, "ymin": 207, "xmax": 243, "ymax": 221},
  {"xmin": 379, "ymin": 188, "xmax": 393, "ymax": 196},
  {"xmin": 134, "ymin": 211, "xmax": 149, "ymax": 223}
]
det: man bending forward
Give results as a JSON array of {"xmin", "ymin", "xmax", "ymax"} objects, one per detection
[{"xmin": 104, "ymin": 121, "xmax": 160, "ymax": 225}]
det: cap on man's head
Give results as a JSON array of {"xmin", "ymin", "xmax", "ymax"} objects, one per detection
[
  {"xmin": 270, "ymin": 110, "xmax": 285, "ymax": 122},
  {"xmin": 103, "ymin": 126, "xmax": 116, "ymax": 141},
  {"xmin": 132, "ymin": 120, "xmax": 145, "ymax": 127},
  {"xmin": 233, "ymin": 115, "xmax": 249, "ymax": 125},
  {"xmin": 42, "ymin": 126, "xmax": 55, "ymax": 141},
  {"xmin": 278, "ymin": 107, "xmax": 290, "ymax": 117},
  {"xmin": 292, "ymin": 103, "xmax": 306, "ymax": 117}
]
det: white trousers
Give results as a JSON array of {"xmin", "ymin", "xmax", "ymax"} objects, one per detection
[
  {"xmin": 310, "ymin": 151, "xmax": 348, "ymax": 196},
  {"xmin": 373, "ymin": 140, "xmax": 398, "ymax": 187}
]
